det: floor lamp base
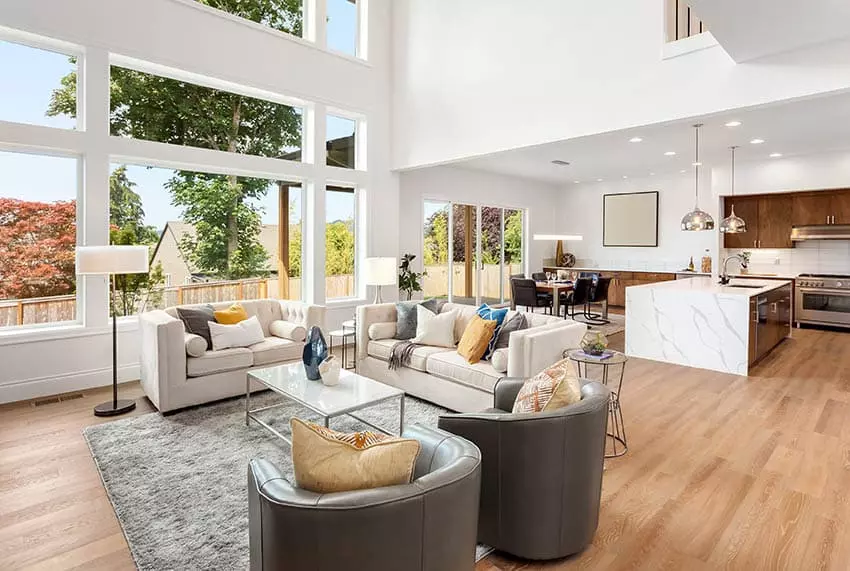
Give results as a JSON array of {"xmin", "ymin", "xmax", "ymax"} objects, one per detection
[{"xmin": 94, "ymin": 399, "xmax": 136, "ymax": 417}]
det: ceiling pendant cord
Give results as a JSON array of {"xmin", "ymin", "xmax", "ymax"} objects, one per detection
[{"xmin": 694, "ymin": 123, "xmax": 701, "ymax": 209}]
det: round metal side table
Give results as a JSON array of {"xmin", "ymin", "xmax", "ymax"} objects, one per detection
[
  {"xmin": 343, "ymin": 319, "xmax": 357, "ymax": 370},
  {"xmin": 329, "ymin": 328, "xmax": 356, "ymax": 371},
  {"xmin": 565, "ymin": 348, "xmax": 628, "ymax": 458}
]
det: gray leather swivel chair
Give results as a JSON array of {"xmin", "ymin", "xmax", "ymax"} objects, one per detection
[
  {"xmin": 248, "ymin": 424, "xmax": 482, "ymax": 571},
  {"xmin": 438, "ymin": 379, "xmax": 609, "ymax": 560}
]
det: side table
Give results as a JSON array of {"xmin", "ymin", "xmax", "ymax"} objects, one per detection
[{"xmin": 565, "ymin": 348, "xmax": 628, "ymax": 458}]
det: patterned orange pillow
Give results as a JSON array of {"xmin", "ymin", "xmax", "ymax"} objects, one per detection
[
  {"xmin": 512, "ymin": 358, "xmax": 582, "ymax": 413},
  {"xmin": 290, "ymin": 418, "xmax": 421, "ymax": 493},
  {"xmin": 457, "ymin": 315, "xmax": 498, "ymax": 364}
]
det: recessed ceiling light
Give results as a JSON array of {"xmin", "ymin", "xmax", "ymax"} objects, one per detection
[
  {"xmin": 769, "ymin": 152, "xmax": 783, "ymax": 158},
  {"xmin": 692, "ymin": 162, "xmax": 703, "ymax": 167},
  {"xmin": 750, "ymin": 138, "xmax": 765, "ymax": 144},
  {"xmin": 680, "ymin": 169, "xmax": 687, "ymax": 173},
  {"xmin": 725, "ymin": 121, "xmax": 742, "ymax": 127},
  {"xmin": 573, "ymin": 180, "xmax": 580, "ymax": 184},
  {"xmin": 649, "ymin": 172, "xmax": 655, "ymax": 176},
  {"xmin": 551, "ymin": 159, "xmax": 571, "ymax": 166},
  {"xmin": 597, "ymin": 178, "xmax": 603, "ymax": 182},
  {"xmin": 664, "ymin": 151, "xmax": 676, "ymax": 156},
  {"xmin": 629, "ymin": 137, "xmax": 643, "ymax": 143},
  {"xmin": 622, "ymin": 175, "xmax": 628, "ymax": 179}
]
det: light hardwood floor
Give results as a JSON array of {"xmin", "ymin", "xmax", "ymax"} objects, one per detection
[{"xmin": 2, "ymin": 326, "xmax": 850, "ymax": 570}]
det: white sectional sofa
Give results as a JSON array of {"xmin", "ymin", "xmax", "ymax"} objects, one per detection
[
  {"xmin": 356, "ymin": 302, "xmax": 587, "ymax": 412},
  {"xmin": 139, "ymin": 299, "xmax": 325, "ymax": 413}
]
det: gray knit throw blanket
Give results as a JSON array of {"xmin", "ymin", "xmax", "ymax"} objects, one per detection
[{"xmin": 388, "ymin": 340, "xmax": 424, "ymax": 370}]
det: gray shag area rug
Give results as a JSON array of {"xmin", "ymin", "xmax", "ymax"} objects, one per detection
[{"xmin": 84, "ymin": 390, "xmax": 493, "ymax": 570}]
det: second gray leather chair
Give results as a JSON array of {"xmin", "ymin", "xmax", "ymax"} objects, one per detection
[
  {"xmin": 248, "ymin": 424, "xmax": 481, "ymax": 571},
  {"xmin": 438, "ymin": 378, "xmax": 609, "ymax": 560}
]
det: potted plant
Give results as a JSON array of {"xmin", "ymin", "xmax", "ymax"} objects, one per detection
[{"xmin": 398, "ymin": 253, "xmax": 426, "ymax": 301}]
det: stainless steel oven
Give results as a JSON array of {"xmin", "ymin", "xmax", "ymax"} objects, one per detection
[{"xmin": 795, "ymin": 274, "xmax": 850, "ymax": 328}]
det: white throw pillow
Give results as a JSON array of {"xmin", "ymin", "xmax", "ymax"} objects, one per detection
[
  {"xmin": 412, "ymin": 306, "xmax": 456, "ymax": 348},
  {"xmin": 209, "ymin": 315, "xmax": 265, "ymax": 351},
  {"xmin": 368, "ymin": 321, "xmax": 397, "ymax": 340},
  {"xmin": 269, "ymin": 320, "xmax": 307, "ymax": 342},
  {"xmin": 491, "ymin": 348, "xmax": 509, "ymax": 373},
  {"xmin": 184, "ymin": 332, "xmax": 207, "ymax": 357}
]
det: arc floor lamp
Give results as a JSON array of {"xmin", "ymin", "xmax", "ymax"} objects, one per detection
[{"xmin": 76, "ymin": 245, "xmax": 149, "ymax": 417}]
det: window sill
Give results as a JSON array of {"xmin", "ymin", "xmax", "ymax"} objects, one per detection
[
  {"xmin": 0, "ymin": 317, "xmax": 139, "ymax": 347},
  {"xmin": 324, "ymin": 297, "xmax": 368, "ymax": 310},
  {"xmin": 662, "ymin": 31, "xmax": 720, "ymax": 60}
]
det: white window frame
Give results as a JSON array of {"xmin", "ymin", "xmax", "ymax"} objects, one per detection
[
  {"xmin": 325, "ymin": 106, "xmax": 366, "ymax": 171},
  {"xmin": 324, "ymin": 181, "xmax": 360, "ymax": 303}
]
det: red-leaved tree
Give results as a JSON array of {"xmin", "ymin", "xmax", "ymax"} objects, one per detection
[{"xmin": 0, "ymin": 198, "xmax": 77, "ymax": 299}]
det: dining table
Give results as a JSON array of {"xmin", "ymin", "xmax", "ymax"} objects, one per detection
[{"xmin": 532, "ymin": 280, "xmax": 574, "ymax": 317}]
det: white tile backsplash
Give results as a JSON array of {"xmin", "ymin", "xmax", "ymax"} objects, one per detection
[{"xmin": 721, "ymin": 240, "xmax": 850, "ymax": 276}]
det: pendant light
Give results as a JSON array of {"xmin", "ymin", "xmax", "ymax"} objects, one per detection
[
  {"xmin": 719, "ymin": 146, "xmax": 747, "ymax": 234},
  {"xmin": 681, "ymin": 123, "xmax": 715, "ymax": 231}
]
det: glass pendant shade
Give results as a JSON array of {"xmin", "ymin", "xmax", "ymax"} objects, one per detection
[
  {"xmin": 719, "ymin": 146, "xmax": 748, "ymax": 234},
  {"xmin": 681, "ymin": 123, "xmax": 714, "ymax": 231}
]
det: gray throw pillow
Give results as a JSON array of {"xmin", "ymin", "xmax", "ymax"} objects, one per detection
[
  {"xmin": 421, "ymin": 297, "xmax": 445, "ymax": 315},
  {"xmin": 176, "ymin": 304, "xmax": 216, "ymax": 350},
  {"xmin": 493, "ymin": 312, "xmax": 528, "ymax": 350},
  {"xmin": 395, "ymin": 301, "xmax": 422, "ymax": 340}
]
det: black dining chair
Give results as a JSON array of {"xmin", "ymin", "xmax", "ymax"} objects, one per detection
[
  {"xmin": 565, "ymin": 278, "xmax": 594, "ymax": 320},
  {"xmin": 531, "ymin": 272, "xmax": 548, "ymax": 281},
  {"xmin": 584, "ymin": 277, "xmax": 611, "ymax": 325},
  {"xmin": 528, "ymin": 273, "xmax": 554, "ymax": 309},
  {"xmin": 511, "ymin": 278, "xmax": 553, "ymax": 314},
  {"xmin": 579, "ymin": 272, "xmax": 600, "ymax": 285}
]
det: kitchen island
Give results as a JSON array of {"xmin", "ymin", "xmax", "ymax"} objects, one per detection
[{"xmin": 626, "ymin": 277, "xmax": 792, "ymax": 375}]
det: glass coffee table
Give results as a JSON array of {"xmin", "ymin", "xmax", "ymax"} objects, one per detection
[{"xmin": 246, "ymin": 362, "xmax": 405, "ymax": 444}]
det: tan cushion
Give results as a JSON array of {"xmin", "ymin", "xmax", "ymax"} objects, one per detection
[
  {"xmin": 250, "ymin": 337, "xmax": 302, "ymax": 367},
  {"xmin": 425, "ymin": 350, "xmax": 502, "ymax": 392},
  {"xmin": 184, "ymin": 332, "xmax": 207, "ymax": 357},
  {"xmin": 368, "ymin": 321, "xmax": 397, "ymax": 340},
  {"xmin": 186, "ymin": 347, "xmax": 253, "ymax": 377},
  {"xmin": 512, "ymin": 358, "xmax": 582, "ymax": 413},
  {"xmin": 457, "ymin": 315, "xmax": 497, "ymax": 364},
  {"xmin": 269, "ymin": 320, "xmax": 307, "ymax": 342},
  {"xmin": 290, "ymin": 418, "xmax": 420, "ymax": 493},
  {"xmin": 214, "ymin": 303, "xmax": 249, "ymax": 324},
  {"xmin": 367, "ymin": 339, "xmax": 451, "ymax": 372}
]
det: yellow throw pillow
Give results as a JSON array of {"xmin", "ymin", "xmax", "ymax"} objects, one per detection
[
  {"xmin": 457, "ymin": 315, "xmax": 498, "ymax": 364},
  {"xmin": 512, "ymin": 358, "xmax": 582, "ymax": 413},
  {"xmin": 214, "ymin": 303, "xmax": 249, "ymax": 325},
  {"xmin": 290, "ymin": 418, "xmax": 421, "ymax": 493}
]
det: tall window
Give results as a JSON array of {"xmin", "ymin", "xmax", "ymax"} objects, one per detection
[
  {"xmin": 423, "ymin": 201, "xmax": 450, "ymax": 299},
  {"xmin": 0, "ymin": 151, "xmax": 78, "ymax": 328},
  {"xmin": 327, "ymin": 0, "xmax": 358, "ymax": 57},
  {"xmin": 326, "ymin": 114, "xmax": 356, "ymax": 169},
  {"xmin": 0, "ymin": 40, "xmax": 77, "ymax": 129},
  {"xmin": 325, "ymin": 185, "xmax": 356, "ymax": 299},
  {"xmin": 109, "ymin": 163, "xmax": 301, "ymax": 315},
  {"xmin": 102, "ymin": 65, "xmax": 303, "ymax": 160},
  {"xmin": 194, "ymin": 0, "xmax": 304, "ymax": 38}
]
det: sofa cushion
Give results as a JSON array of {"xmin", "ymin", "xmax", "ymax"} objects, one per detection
[
  {"xmin": 250, "ymin": 337, "xmax": 303, "ymax": 367},
  {"xmin": 209, "ymin": 315, "xmax": 265, "ymax": 351},
  {"xmin": 512, "ymin": 358, "xmax": 582, "ymax": 413},
  {"xmin": 490, "ymin": 348, "xmax": 509, "ymax": 373},
  {"xmin": 425, "ymin": 350, "xmax": 503, "ymax": 392},
  {"xmin": 395, "ymin": 300, "xmax": 422, "ymax": 340},
  {"xmin": 457, "ymin": 315, "xmax": 497, "ymax": 364},
  {"xmin": 187, "ymin": 347, "xmax": 253, "ymax": 377},
  {"xmin": 176, "ymin": 304, "xmax": 216, "ymax": 350},
  {"xmin": 269, "ymin": 320, "xmax": 307, "ymax": 342},
  {"xmin": 214, "ymin": 303, "xmax": 249, "ymax": 324},
  {"xmin": 476, "ymin": 304, "xmax": 509, "ymax": 359},
  {"xmin": 367, "ymin": 339, "xmax": 451, "ymax": 372},
  {"xmin": 368, "ymin": 321, "xmax": 397, "ymax": 340},
  {"xmin": 494, "ymin": 312, "xmax": 528, "ymax": 350},
  {"xmin": 184, "ymin": 332, "xmax": 207, "ymax": 358},
  {"xmin": 412, "ymin": 305, "xmax": 456, "ymax": 348}
]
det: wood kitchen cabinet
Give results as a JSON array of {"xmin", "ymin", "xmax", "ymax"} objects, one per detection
[
  {"xmin": 723, "ymin": 195, "xmax": 792, "ymax": 249},
  {"xmin": 833, "ymin": 190, "xmax": 850, "ymax": 224},
  {"xmin": 793, "ymin": 194, "xmax": 834, "ymax": 226}
]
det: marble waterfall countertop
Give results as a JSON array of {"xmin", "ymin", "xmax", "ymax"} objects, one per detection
[
  {"xmin": 626, "ymin": 277, "xmax": 793, "ymax": 298},
  {"xmin": 625, "ymin": 277, "xmax": 791, "ymax": 375}
]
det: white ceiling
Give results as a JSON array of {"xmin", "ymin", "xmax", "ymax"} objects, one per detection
[
  {"xmin": 687, "ymin": 0, "xmax": 850, "ymax": 62},
  {"xmin": 454, "ymin": 91, "xmax": 850, "ymax": 186}
]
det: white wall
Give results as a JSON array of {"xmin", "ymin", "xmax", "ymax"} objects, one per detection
[
  {"xmin": 559, "ymin": 172, "xmax": 717, "ymax": 272},
  {"xmin": 0, "ymin": 0, "xmax": 395, "ymax": 402},
  {"xmin": 712, "ymin": 150, "xmax": 850, "ymax": 276},
  {"xmin": 392, "ymin": 0, "xmax": 850, "ymax": 170},
  {"xmin": 398, "ymin": 166, "xmax": 561, "ymax": 281}
]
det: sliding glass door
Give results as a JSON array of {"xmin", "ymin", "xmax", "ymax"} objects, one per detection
[{"xmin": 423, "ymin": 200, "xmax": 524, "ymax": 306}]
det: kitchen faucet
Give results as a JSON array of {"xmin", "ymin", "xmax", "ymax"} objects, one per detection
[{"xmin": 719, "ymin": 255, "xmax": 749, "ymax": 285}]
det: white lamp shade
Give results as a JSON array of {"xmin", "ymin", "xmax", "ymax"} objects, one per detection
[
  {"xmin": 363, "ymin": 257, "xmax": 397, "ymax": 286},
  {"xmin": 76, "ymin": 246, "xmax": 150, "ymax": 275},
  {"xmin": 532, "ymin": 234, "xmax": 583, "ymax": 241}
]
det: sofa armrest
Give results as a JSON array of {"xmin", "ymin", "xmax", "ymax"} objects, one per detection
[
  {"xmin": 355, "ymin": 303, "xmax": 397, "ymax": 360},
  {"xmin": 278, "ymin": 300, "xmax": 326, "ymax": 334},
  {"xmin": 138, "ymin": 310, "xmax": 187, "ymax": 413},
  {"xmin": 507, "ymin": 321, "xmax": 587, "ymax": 378}
]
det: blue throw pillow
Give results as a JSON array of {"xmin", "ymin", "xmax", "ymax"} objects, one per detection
[{"xmin": 476, "ymin": 304, "xmax": 509, "ymax": 359}]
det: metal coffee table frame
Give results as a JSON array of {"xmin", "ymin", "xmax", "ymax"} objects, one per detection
[
  {"xmin": 246, "ymin": 373, "xmax": 404, "ymax": 445},
  {"xmin": 565, "ymin": 349, "xmax": 628, "ymax": 458}
]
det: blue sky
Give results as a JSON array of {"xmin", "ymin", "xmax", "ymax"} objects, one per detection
[{"xmin": 0, "ymin": 0, "xmax": 358, "ymax": 231}]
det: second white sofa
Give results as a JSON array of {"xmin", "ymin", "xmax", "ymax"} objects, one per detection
[{"xmin": 356, "ymin": 302, "xmax": 587, "ymax": 412}]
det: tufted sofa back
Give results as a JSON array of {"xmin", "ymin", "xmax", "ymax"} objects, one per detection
[
  {"xmin": 439, "ymin": 302, "xmax": 565, "ymax": 341},
  {"xmin": 164, "ymin": 299, "xmax": 311, "ymax": 337}
]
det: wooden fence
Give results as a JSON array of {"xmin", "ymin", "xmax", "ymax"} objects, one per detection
[
  {"xmin": 666, "ymin": 0, "xmax": 707, "ymax": 42},
  {"xmin": 423, "ymin": 263, "xmax": 523, "ymax": 300},
  {"xmin": 0, "ymin": 274, "xmax": 356, "ymax": 327}
]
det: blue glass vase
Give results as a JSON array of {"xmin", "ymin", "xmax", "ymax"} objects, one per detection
[{"xmin": 302, "ymin": 326, "xmax": 328, "ymax": 381}]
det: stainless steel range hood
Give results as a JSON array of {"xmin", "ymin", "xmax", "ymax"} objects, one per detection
[{"xmin": 791, "ymin": 225, "xmax": 850, "ymax": 241}]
